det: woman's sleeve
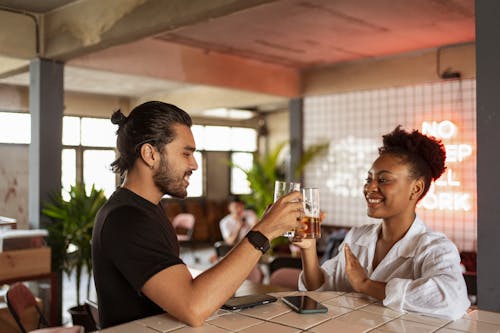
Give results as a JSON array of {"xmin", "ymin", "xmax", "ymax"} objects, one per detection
[
  {"xmin": 298, "ymin": 233, "xmax": 351, "ymax": 291},
  {"xmin": 383, "ymin": 237, "xmax": 470, "ymax": 320},
  {"xmin": 297, "ymin": 259, "xmax": 338, "ymax": 291}
]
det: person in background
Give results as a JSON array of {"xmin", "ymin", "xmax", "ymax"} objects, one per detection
[
  {"xmin": 219, "ymin": 195, "xmax": 257, "ymax": 246},
  {"xmin": 293, "ymin": 125, "xmax": 470, "ymax": 320},
  {"xmin": 92, "ymin": 101, "xmax": 303, "ymax": 328}
]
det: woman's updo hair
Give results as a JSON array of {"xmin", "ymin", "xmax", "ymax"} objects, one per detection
[
  {"xmin": 379, "ymin": 125, "xmax": 446, "ymax": 199},
  {"xmin": 110, "ymin": 101, "xmax": 192, "ymax": 176}
]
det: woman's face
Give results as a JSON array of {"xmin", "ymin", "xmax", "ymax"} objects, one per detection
[{"xmin": 363, "ymin": 153, "xmax": 417, "ymax": 220}]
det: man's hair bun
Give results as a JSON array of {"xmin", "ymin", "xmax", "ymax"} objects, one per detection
[{"xmin": 111, "ymin": 110, "xmax": 127, "ymax": 126}]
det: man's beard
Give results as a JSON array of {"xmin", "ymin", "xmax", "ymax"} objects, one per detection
[{"xmin": 153, "ymin": 155, "xmax": 190, "ymax": 198}]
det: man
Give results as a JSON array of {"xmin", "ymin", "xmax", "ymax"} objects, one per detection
[
  {"xmin": 92, "ymin": 101, "xmax": 303, "ymax": 328},
  {"xmin": 219, "ymin": 195, "xmax": 257, "ymax": 245}
]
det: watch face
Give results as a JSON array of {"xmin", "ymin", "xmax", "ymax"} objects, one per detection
[{"xmin": 247, "ymin": 231, "xmax": 270, "ymax": 253}]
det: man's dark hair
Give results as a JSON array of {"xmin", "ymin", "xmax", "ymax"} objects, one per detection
[
  {"xmin": 228, "ymin": 195, "xmax": 244, "ymax": 204},
  {"xmin": 110, "ymin": 101, "xmax": 192, "ymax": 176}
]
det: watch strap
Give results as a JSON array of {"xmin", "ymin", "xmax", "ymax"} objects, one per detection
[{"xmin": 246, "ymin": 230, "xmax": 270, "ymax": 254}]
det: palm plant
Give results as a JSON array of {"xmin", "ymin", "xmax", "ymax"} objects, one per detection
[
  {"xmin": 234, "ymin": 141, "xmax": 329, "ymax": 216},
  {"xmin": 43, "ymin": 183, "xmax": 107, "ymax": 308},
  {"xmin": 232, "ymin": 141, "xmax": 329, "ymax": 250},
  {"xmin": 236, "ymin": 141, "xmax": 287, "ymax": 217}
]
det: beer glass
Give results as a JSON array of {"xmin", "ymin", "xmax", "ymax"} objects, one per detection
[
  {"xmin": 273, "ymin": 180, "xmax": 301, "ymax": 237},
  {"xmin": 301, "ymin": 188, "xmax": 321, "ymax": 238}
]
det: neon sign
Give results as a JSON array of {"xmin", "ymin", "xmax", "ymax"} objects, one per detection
[
  {"xmin": 420, "ymin": 120, "xmax": 473, "ymax": 211},
  {"xmin": 324, "ymin": 136, "xmax": 378, "ymax": 198},
  {"xmin": 323, "ymin": 121, "xmax": 473, "ymax": 212}
]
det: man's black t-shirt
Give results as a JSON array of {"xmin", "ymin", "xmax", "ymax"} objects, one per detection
[{"xmin": 92, "ymin": 187, "xmax": 183, "ymax": 328}]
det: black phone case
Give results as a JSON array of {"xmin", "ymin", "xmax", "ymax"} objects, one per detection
[
  {"xmin": 222, "ymin": 294, "xmax": 278, "ymax": 310},
  {"xmin": 282, "ymin": 295, "xmax": 328, "ymax": 314}
]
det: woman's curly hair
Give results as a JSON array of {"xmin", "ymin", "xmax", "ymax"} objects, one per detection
[{"xmin": 379, "ymin": 125, "xmax": 446, "ymax": 199}]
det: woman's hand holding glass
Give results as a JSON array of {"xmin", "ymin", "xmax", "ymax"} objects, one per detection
[{"xmin": 292, "ymin": 210, "xmax": 326, "ymax": 248}]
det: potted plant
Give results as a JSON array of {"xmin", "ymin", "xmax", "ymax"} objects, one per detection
[
  {"xmin": 43, "ymin": 182, "xmax": 107, "ymax": 330},
  {"xmin": 233, "ymin": 141, "xmax": 329, "ymax": 252}
]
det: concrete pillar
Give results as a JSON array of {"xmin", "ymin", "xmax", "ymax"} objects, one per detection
[
  {"xmin": 29, "ymin": 58, "xmax": 64, "ymax": 325},
  {"xmin": 475, "ymin": 0, "xmax": 500, "ymax": 311},
  {"xmin": 28, "ymin": 58, "xmax": 64, "ymax": 229}
]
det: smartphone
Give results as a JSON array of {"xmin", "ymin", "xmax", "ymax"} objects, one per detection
[
  {"xmin": 222, "ymin": 294, "xmax": 278, "ymax": 310},
  {"xmin": 282, "ymin": 295, "xmax": 328, "ymax": 314}
]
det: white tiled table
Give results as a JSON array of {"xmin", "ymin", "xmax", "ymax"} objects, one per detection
[{"xmin": 94, "ymin": 291, "xmax": 500, "ymax": 333}]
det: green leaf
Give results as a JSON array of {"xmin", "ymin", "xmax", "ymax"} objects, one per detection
[
  {"xmin": 42, "ymin": 182, "xmax": 107, "ymax": 306},
  {"xmin": 230, "ymin": 140, "xmax": 329, "ymax": 251}
]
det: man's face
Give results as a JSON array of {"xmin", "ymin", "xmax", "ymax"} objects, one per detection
[
  {"xmin": 153, "ymin": 124, "xmax": 198, "ymax": 198},
  {"xmin": 228, "ymin": 201, "xmax": 244, "ymax": 216}
]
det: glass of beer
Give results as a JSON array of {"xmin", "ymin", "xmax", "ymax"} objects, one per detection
[
  {"xmin": 274, "ymin": 180, "xmax": 301, "ymax": 237},
  {"xmin": 301, "ymin": 188, "xmax": 321, "ymax": 238}
]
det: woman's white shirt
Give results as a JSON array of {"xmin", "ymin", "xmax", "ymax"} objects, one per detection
[{"xmin": 298, "ymin": 216, "xmax": 470, "ymax": 320}]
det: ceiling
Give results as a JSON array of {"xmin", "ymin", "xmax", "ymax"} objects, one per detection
[{"xmin": 0, "ymin": 0, "xmax": 475, "ymax": 115}]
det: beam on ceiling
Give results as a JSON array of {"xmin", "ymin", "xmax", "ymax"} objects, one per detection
[
  {"xmin": 0, "ymin": 9, "xmax": 37, "ymax": 59},
  {"xmin": 68, "ymin": 38, "xmax": 300, "ymax": 97},
  {"xmin": 43, "ymin": 0, "xmax": 277, "ymax": 60},
  {"xmin": 132, "ymin": 83, "xmax": 287, "ymax": 113},
  {"xmin": 0, "ymin": 56, "xmax": 29, "ymax": 79}
]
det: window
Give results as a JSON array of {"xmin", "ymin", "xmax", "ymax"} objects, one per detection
[
  {"xmin": 62, "ymin": 117, "xmax": 116, "ymax": 198},
  {"xmin": 187, "ymin": 151, "xmax": 203, "ymax": 197},
  {"xmin": 61, "ymin": 149, "xmax": 76, "ymax": 201},
  {"xmin": 203, "ymin": 126, "xmax": 232, "ymax": 151},
  {"xmin": 191, "ymin": 124, "xmax": 257, "ymax": 195},
  {"xmin": 231, "ymin": 152, "xmax": 253, "ymax": 194},
  {"xmin": 81, "ymin": 118, "xmax": 116, "ymax": 147},
  {"xmin": 230, "ymin": 128, "xmax": 257, "ymax": 152},
  {"xmin": 1, "ymin": 111, "xmax": 257, "ymax": 199},
  {"xmin": 0, "ymin": 112, "xmax": 30, "ymax": 144},
  {"xmin": 83, "ymin": 150, "xmax": 116, "ymax": 198},
  {"xmin": 62, "ymin": 117, "xmax": 80, "ymax": 145},
  {"xmin": 63, "ymin": 118, "xmax": 208, "ymax": 198}
]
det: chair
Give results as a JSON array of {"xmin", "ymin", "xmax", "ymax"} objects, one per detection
[
  {"xmin": 213, "ymin": 241, "xmax": 262, "ymax": 282},
  {"xmin": 267, "ymin": 257, "xmax": 302, "ymax": 290},
  {"xmin": 320, "ymin": 228, "xmax": 348, "ymax": 264},
  {"xmin": 270, "ymin": 267, "xmax": 301, "ymax": 289},
  {"xmin": 214, "ymin": 241, "xmax": 233, "ymax": 258},
  {"xmin": 6, "ymin": 282, "xmax": 83, "ymax": 333},
  {"xmin": 268, "ymin": 257, "xmax": 302, "ymax": 275},
  {"xmin": 84, "ymin": 299, "xmax": 100, "ymax": 330},
  {"xmin": 459, "ymin": 251, "xmax": 477, "ymax": 305},
  {"xmin": 246, "ymin": 266, "xmax": 264, "ymax": 283},
  {"xmin": 172, "ymin": 213, "xmax": 195, "ymax": 242},
  {"xmin": 463, "ymin": 272, "xmax": 477, "ymax": 305},
  {"xmin": 172, "ymin": 213, "xmax": 198, "ymax": 263}
]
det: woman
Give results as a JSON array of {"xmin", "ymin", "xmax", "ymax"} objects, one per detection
[{"xmin": 294, "ymin": 126, "xmax": 470, "ymax": 320}]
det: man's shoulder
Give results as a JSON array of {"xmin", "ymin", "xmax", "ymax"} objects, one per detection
[
  {"xmin": 219, "ymin": 214, "xmax": 235, "ymax": 225},
  {"xmin": 96, "ymin": 192, "xmax": 152, "ymax": 234},
  {"xmin": 104, "ymin": 188, "xmax": 154, "ymax": 215},
  {"xmin": 243, "ymin": 209, "xmax": 258, "ymax": 223}
]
